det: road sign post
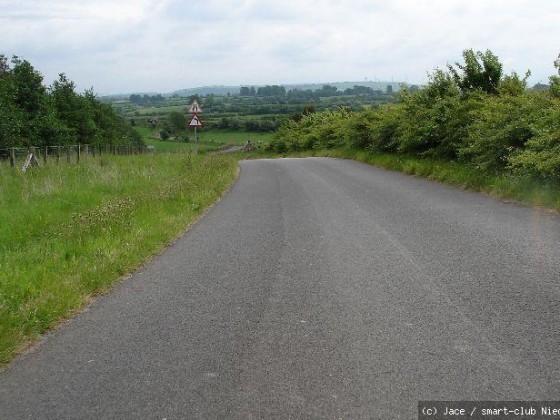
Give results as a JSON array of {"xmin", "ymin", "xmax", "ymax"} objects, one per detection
[{"xmin": 188, "ymin": 99, "xmax": 203, "ymax": 154}]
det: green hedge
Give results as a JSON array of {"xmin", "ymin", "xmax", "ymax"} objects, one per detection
[{"xmin": 270, "ymin": 49, "xmax": 560, "ymax": 182}]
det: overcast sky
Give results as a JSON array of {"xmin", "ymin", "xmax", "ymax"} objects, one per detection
[{"xmin": 1, "ymin": 0, "xmax": 559, "ymax": 95}]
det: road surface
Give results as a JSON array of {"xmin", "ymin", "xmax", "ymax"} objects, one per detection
[{"xmin": 1, "ymin": 157, "xmax": 559, "ymax": 419}]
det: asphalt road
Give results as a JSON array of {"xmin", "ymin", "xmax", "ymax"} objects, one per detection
[{"xmin": 1, "ymin": 157, "xmax": 560, "ymax": 419}]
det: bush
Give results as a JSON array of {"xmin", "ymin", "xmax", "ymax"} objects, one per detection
[
  {"xmin": 459, "ymin": 93, "xmax": 547, "ymax": 171},
  {"xmin": 270, "ymin": 48, "xmax": 560, "ymax": 183},
  {"xmin": 364, "ymin": 105, "xmax": 402, "ymax": 153},
  {"xmin": 272, "ymin": 108, "xmax": 350, "ymax": 152},
  {"xmin": 507, "ymin": 95, "xmax": 560, "ymax": 180},
  {"xmin": 160, "ymin": 130, "xmax": 170, "ymax": 141}
]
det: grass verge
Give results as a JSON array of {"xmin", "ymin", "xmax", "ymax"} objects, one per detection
[{"xmin": 0, "ymin": 152, "xmax": 237, "ymax": 365}]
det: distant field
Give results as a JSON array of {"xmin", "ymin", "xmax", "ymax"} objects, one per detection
[
  {"xmin": 135, "ymin": 104, "xmax": 188, "ymax": 116},
  {"xmin": 199, "ymin": 130, "xmax": 274, "ymax": 147},
  {"xmin": 134, "ymin": 126, "xmax": 274, "ymax": 152}
]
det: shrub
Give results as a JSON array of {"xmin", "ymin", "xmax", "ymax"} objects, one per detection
[
  {"xmin": 459, "ymin": 93, "xmax": 547, "ymax": 171},
  {"xmin": 508, "ymin": 94, "xmax": 560, "ymax": 180}
]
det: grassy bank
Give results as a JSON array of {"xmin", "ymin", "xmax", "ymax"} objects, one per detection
[
  {"xmin": 289, "ymin": 149, "xmax": 560, "ymax": 212},
  {"xmin": 0, "ymin": 152, "xmax": 237, "ymax": 364}
]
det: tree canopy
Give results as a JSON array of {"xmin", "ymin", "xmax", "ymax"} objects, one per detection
[
  {"xmin": 0, "ymin": 54, "xmax": 143, "ymax": 149},
  {"xmin": 448, "ymin": 49, "xmax": 503, "ymax": 95}
]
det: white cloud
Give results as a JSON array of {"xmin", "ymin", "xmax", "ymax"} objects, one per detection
[{"xmin": 1, "ymin": 0, "xmax": 559, "ymax": 93}]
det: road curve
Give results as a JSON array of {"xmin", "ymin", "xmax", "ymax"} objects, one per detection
[{"xmin": 1, "ymin": 157, "xmax": 559, "ymax": 419}]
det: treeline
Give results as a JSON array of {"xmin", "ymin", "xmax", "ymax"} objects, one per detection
[
  {"xmin": 209, "ymin": 116, "xmax": 281, "ymax": 132},
  {"xmin": 271, "ymin": 49, "xmax": 560, "ymax": 181},
  {"xmin": 240, "ymin": 84, "xmax": 395, "ymax": 99},
  {"xmin": 0, "ymin": 55, "xmax": 143, "ymax": 149},
  {"xmin": 129, "ymin": 93, "xmax": 165, "ymax": 106},
  {"xmin": 241, "ymin": 85, "xmax": 286, "ymax": 97}
]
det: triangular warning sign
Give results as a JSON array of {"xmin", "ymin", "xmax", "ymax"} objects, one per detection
[
  {"xmin": 188, "ymin": 100, "xmax": 203, "ymax": 114},
  {"xmin": 189, "ymin": 114, "xmax": 202, "ymax": 127}
]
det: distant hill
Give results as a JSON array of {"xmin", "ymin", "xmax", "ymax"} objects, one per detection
[
  {"xmin": 100, "ymin": 81, "xmax": 408, "ymax": 101},
  {"xmin": 172, "ymin": 85, "xmax": 241, "ymax": 97},
  {"xmin": 284, "ymin": 81, "xmax": 405, "ymax": 92},
  {"xmin": 171, "ymin": 81, "xmax": 405, "ymax": 97}
]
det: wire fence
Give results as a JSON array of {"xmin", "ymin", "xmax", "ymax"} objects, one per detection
[{"xmin": 0, "ymin": 144, "xmax": 152, "ymax": 169}]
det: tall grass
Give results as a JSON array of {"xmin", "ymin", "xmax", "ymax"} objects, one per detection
[{"xmin": 0, "ymin": 153, "xmax": 237, "ymax": 364}]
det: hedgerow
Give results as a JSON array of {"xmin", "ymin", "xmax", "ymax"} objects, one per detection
[{"xmin": 271, "ymin": 49, "xmax": 560, "ymax": 181}]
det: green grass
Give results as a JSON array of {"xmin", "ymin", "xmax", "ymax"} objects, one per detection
[
  {"xmin": 134, "ymin": 104, "xmax": 188, "ymax": 116},
  {"xmin": 198, "ymin": 130, "xmax": 274, "ymax": 147},
  {"xmin": 0, "ymin": 153, "xmax": 237, "ymax": 364},
  {"xmin": 135, "ymin": 126, "xmax": 274, "ymax": 152}
]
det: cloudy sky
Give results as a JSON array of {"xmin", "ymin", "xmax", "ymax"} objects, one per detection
[{"xmin": 1, "ymin": 0, "xmax": 559, "ymax": 95}]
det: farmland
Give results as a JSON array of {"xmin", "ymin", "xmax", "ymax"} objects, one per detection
[{"xmin": 105, "ymin": 82, "xmax": 398, "ymax": 151}]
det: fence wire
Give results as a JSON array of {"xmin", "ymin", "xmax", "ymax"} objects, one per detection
[{"xmin": 0, "ymin": 145, "xmax": 151, "ymax": 168}]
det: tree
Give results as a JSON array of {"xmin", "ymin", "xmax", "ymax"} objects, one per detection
[
  {"xmin": 422, "ymin": 69, "xmax": 459, "ymax": 99},
  {"xmin": 168, "ymin": 111, "xmax": 187, "ymax": 132},
  {"xmin": 550, "ymin": 52, "xmax": 560, "ymax": 98},
  {"xmin": 50, "ymin": 73, "xmax": 97, "ymax": 144},
  {"xmin": 0, "ymin": 54, "xmax": 143, "ymax": 148},
  {"xmin": 257, "ymin": 85, "xmax": 286, "ymax": 97},
  {"xmin": 9, "ymin": 57, "xmax": 49, "ymax": 145},
  {"xmin": 288, "ymin": 88, "xmax": 314, "ymax": 100},
  {"xmin": 344, "ymin": 85, "xmax": 374, "ymax": 96},
  {"xmin": 498, "ymin": 70, "xmax": 530, "ymax": 96},
  {"xmin": 0, "ymin": 60, "xmax": 25, "ymax": 148},
  {"xmin": 319, "ymin": 85, "xmax": 338, "ymax": 97},
  {"xmin": 0, "ymin": 54, "xmax": 9, "ymax": 76},
  {"xmin": 448, "ymin": 49, "xmax": 503, "ymax": 94},
  {"xmin": 11, "ymin": 57, "xmax": 46, "ymax": 115},
  {"xmin": 240, "ymin": 86, "xmax": 256, "ymax": 96}
]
